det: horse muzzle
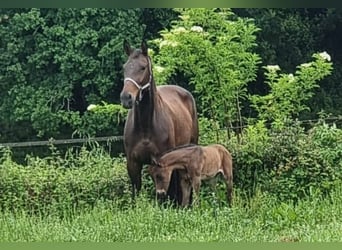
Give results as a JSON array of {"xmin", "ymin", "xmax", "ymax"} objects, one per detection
[
  {"xmin": 156, "ymin": 189, "xmax": 167, "ymax": 199},
  {"xmin": 120, "ymin": 92, "xmax": 134, "ymax": 109}
]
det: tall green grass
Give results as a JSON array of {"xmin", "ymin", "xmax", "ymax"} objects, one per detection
[
  {"xmin": 1, "ymin": 145, "xmax": 342, "ymax": 242},
  {"xmin": 1, "ymin": 185, "xmax": 342, "ymax": 242}
]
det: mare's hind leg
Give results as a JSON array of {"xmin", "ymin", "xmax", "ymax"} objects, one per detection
[{"xmin": 127, "ymin": 159, "xmax": 143, "ymax": 200}]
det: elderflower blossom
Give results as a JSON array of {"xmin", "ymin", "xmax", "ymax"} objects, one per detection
[
  {"xmin": 173, "ymin": 27, "xmax": 187, "ymax": 34},
  {"xmin": 190, "ymin": 26, "xmax": 203, "ymax": 33},
  {"xmin": 266, "ymin": 65, "xmax": 280, "ymax": 72},
  {"xmin": 180, "ymin": 14, "xmax": 190, "ymax": 21},
  {"xmin": 159, "ymin": 40, "xmax": 178, "ymax": 48},
  {"xmin": 87, "ymin": 104, "xmax": 97, "ymax": 111},
  {"xmin": 288, "ymin": 73, "xmax": 295, "ymax": 83},
  {"xmin": 318, "ymin": 51, "xmax": 331, "ymax": 61},
  {"xmin": 147, "ymin": 48, "xmax": 153, "ymax": 55},
  {"xmin": 300, "ymin": 62, "xmax": 312, "ymax": 68},
  {"xmin": 154, "ymin": 66, "xmax": 165, "ymax": 73}
]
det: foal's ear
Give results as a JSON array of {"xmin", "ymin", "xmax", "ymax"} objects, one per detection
[
  {"xmin": 150, "ymin": 155, "xmax": 158, "ymax": 165},
  {"xmin": 147, "ymin": 165, "xmax": 154, "ymax": 175},
  {"xmin": 141, "ymin": 40, "xmax": 148, "ymax": 56},
  {"xmin": 123, "ymin": 40, "xmax": 133, "ymax": 56}
]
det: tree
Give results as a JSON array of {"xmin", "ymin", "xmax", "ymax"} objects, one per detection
[
  {"xmin": 0, "ymin": 8, "xmax": 143, "ymax": 141},
  {"xmin": 152, "ymin": 8, "xmax": 260, "ymax": 141},
  {"xmin": 250, "ymin": 52, "xmax": 333, "ymax": 128},
  {"xmin": 233, "ymin": 8, "xmax": 342, "ymax": 119}
]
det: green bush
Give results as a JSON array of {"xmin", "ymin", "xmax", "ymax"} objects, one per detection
[
  {"xmin": 1, "ymin": 119, "xmax": 341, "ymax": 212},
  {"xmin": 0, "ymin": 146, "xmax": 130, "ymax": 213},
  {"xmin": 229, "ymin": 120, "xmax": 342, "ymax": 201}
]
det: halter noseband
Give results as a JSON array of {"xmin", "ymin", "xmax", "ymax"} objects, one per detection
[{"xmin": 124, "ymin": 57, "xmax": 152, "ymax": 102}]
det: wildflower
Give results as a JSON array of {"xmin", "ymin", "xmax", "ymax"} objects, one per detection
[
  {"xmin": 180, "ymin": 15, "xmax": 190, "ymax": 21},
  {"xmin": 190, "ymin": 26, "xmax": 203, "ymax": 33},
  {"xmin": 318, "ymin": 51, "xmax": 331, "ymax": 61},
  {"xmin": 147, "ymin": 48, "xmax": 154, "ymax": 55},
  {"xmin": 159, "ymin": 40, "xmax": 178, "ymax": 48},
  {"xmin": 266, "ymin": 65, "xmax": 280, "ymax": 72},
  {"xmin": 154, "ymin": 66, "xmax": 165, "ymax": 73},
  {"xmin": 173, "ymin": 27, "xmax": 187, "ymax": 34},
  {"xmin": 288, "ymin": 73, "xmax": 295, "ymax": 83},
  {"xmin": 87, "ymin": 104, "xmax": 97, "ymax": 111},
  {"xmin": 300, "ymin": 62, "xmax": 312, "ymax": 68}
]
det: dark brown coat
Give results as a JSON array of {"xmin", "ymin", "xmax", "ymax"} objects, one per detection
[{"xmin": 120, "ymin": 40, "xmax": 199, "ymax": 203}]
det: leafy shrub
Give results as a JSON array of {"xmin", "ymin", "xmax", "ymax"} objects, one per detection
[
  {"xmin": 230, "ymin": 120, "xmax": 342, "ymax": 201},
  {"xmin": 0, "ymin": 146, "xmax": 130, "ymax": 213}
]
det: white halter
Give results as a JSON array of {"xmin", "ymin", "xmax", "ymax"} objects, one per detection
[{"xmin": 124, "ymin": 57, "xmax": 152, "ymax": 102}]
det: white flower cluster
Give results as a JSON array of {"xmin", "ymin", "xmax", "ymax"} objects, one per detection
[
  {"xmin": 190, "ymin": 26, "xmax": 203, "ymax": 33},
  {"xmin": 87, "ymin": 104, "xmax": 97, "ymax": 111},
  {"xmin": 173, "ymin": 27, "xmax": 187, "ymax": 34},
  {"xmin": 159, "ymin": 40, "xmax": 178, "ymax": 48},
  {"xmin": 288, "ymin": 73, "xmax": 295, "ymax": 83},
  {"xmin": 154, "ymin": 66, "xmax": 165, "ymax": 73},
  {"xmin": 318, "ymin": 51, "xmax": 331, "ymax": 61},
  {"xmin": 266, "ymin": 65, "xmax": 280, "ymax": 72},
  {"xmin": 300, "ymin": 62, "xmax": 312, "ymax": 68}
]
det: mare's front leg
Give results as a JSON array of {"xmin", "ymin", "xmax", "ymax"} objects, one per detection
[
  {"xmin": 180, "ymin": 177, "xmax": 191, "ymax": 207},
  {"xmin": 127, "ymin": 158, "xmax": 143, "ymax": 201}
]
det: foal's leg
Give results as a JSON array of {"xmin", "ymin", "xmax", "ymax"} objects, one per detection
[
  {"xmin": 191, "ymin": 177, "xmax": 201, "ymax": 206},
  {"xmin": 224, "ymin": 174, "xmax": 233, "ymax": 206}
]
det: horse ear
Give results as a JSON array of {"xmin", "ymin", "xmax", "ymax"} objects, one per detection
[
  {"xmin": 151, "ymin": 155, "xmax": 158, "ymax": 165},
  {"xmin": 147, "ymin": 165, "xmax": 154, "ymax": 175},
  {"xmin": 141, "ymin": 40, "xmax": 148, "ymax": 56},
  {"xmin": 123, "ymin": 40, "xmax": 133, "ymax": 56}
]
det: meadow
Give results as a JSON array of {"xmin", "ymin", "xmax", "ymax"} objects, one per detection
[{"xmin": 1, "ymin": 144, "xmax": 342, "ymax": 242}]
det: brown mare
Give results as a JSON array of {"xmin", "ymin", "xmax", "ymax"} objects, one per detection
[
  {"xmin": 148, "ymin": 144, "xmax": 233, "ymax": 206},
  {"xmin": 120, "ymin": 40, "xmax": 198, "ymax": 204}
]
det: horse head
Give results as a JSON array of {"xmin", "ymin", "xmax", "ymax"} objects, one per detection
[
  {"xmin": 120, "ymin": 40, "xmax": 153, "ymax": 109},
  {"xmin": 147, "ymin": 163, "xmax": 171, "ymax": 198}
]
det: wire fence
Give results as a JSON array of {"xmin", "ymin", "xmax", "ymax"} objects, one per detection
[
  {"xmin": 0, "ymin": 116, "xmax": 341, "ymax": 149},
  {"xmin": 0, "ymin": 136, "xmax": 123, "ymax": 148}
]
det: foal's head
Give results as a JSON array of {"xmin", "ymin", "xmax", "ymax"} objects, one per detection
[
  {"xmin": 120, "ymin": 40, "xmax": 152, "ymax": 109},
  {"xmin": 147, "ymin": 162, "xmax": 174, "ymax": 198}
]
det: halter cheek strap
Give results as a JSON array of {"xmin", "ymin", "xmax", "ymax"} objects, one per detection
[{"xmin": 124, "ymin": 76, "xmax": 151, "ymax": 102}]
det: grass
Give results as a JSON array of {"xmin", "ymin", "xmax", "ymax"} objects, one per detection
[
  {"xmin": 1, "ymin": 146, "xmax": 342, "ymax": 242},
  {"xmin": 1, "ymin": 185, "xmax": 342, "ymax": 242}
]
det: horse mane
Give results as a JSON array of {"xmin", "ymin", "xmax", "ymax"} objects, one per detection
[{"xmin": 157, "ymin": 143, "xmax": 197, "ymax": 158}]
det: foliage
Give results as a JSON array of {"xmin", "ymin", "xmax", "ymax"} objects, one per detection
[
  {"xmin": 0, "ymin": 146, "xmax": 130, "ymax": 213},
  {"xmin": 0, "ymin": 8, "xmax": 144, "ymax": 140},
  {"xmin": 0, "ymin": 120, "xmax": 342, "ymax": 241},
  {"xmin": 66, "ymin": 102, "xmax": 128, "ymax": 137},
  {"xmin": 234, "ymin": 8, "xmax": 342, "ymax": 118},
  {"xmin": 152, "ymin": 8, "xmax": 261, "ymax": 137},
  {"xmin": 250, "ymin": 52, "xmax": 333, "ymax": 127},
  {"xmin": 229, "ymin": 119, "xmax": 342, "ymax": 201}
]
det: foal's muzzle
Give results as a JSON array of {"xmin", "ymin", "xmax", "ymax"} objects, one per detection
[{"xmin": 156, "ymin": 189, "xmax": 167, "ymax": 200}]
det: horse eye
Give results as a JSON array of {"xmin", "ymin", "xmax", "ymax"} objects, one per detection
[{"xmin": 140, "ymin": 66, "xmax": 146, "ymax": 71}]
